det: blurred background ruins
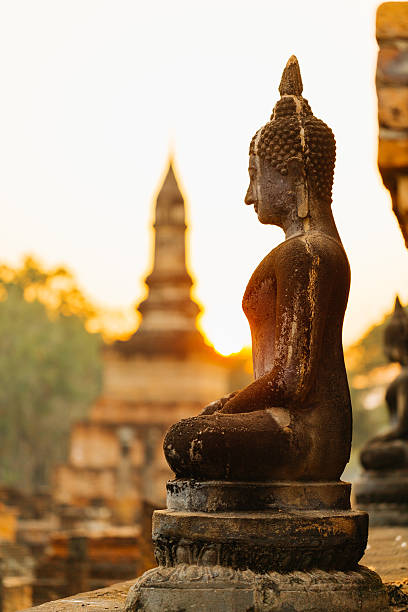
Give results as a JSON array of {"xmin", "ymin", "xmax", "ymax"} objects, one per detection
[{"xmin": 0, "ymin": 0, "xmax": 408, "ymax": 610}]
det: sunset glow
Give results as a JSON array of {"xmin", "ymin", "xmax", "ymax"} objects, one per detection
[{"xmin": 1, "ymin": 0, "xmax": 408, "ymax": 357}]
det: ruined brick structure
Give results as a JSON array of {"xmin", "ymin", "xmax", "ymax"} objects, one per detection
[
  {"xmin": 377, "ymin": 2, "xmax": 408, "ymax": 246},
  {"xmin": 0, "ymin": 502, "xmax": 33, "ymax": 611},
  {"xmin": 54, "ymin": 161, "xmax": 241, "ymax": 521}
]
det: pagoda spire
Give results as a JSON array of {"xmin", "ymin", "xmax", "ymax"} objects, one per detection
[
  {"xmin": 117, "ymin": 158, "xmax": 208, "ymax": 357},
  {"xmin": 138, "ymin": 160, "xmax": 199, "ymax": 328}
]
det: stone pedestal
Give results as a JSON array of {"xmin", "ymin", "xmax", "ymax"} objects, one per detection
[
  {"xmin": 125, "ymin": 480, "xmax": 388, "ymax": 611},
  {"xmin": 355, "ymin": 469, "xmax": 408, "ymax": 526},
  {"xmin": 126, "ymin": 564, "xmax": 385, "ymax": 612}
]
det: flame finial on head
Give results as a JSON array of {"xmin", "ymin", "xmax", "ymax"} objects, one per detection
[
  {"xmin": 395, "ymin": 296, "xmax": 403, "ymax": 312},
  {"xmin": 279, "ymin": 55, "xmax": 303, "ymax": 97},
  {"xmin": 384, "ymin": 295, "xmax": 408, "ymax": 362}
]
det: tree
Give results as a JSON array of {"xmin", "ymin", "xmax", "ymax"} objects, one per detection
[{"xmin": 0, "ymin": 257, "xmax": 102, "ymax": 491}]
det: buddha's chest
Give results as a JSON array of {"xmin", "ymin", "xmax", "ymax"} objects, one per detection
[
  {"xmin": 243, "ymin": 274, "xmax": 277, "ymax": 325},
  {"xmin": 243, "ymin": 274, "xmax": 277, "ymax": 379}
]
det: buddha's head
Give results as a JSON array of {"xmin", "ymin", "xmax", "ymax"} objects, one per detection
[
  {"xmin": 384, "ymin": 296, "xmax": 408, "ymax": 366},
  {"xmin": 245, "ymin": 56, "xmax": 336, "ymax": 227}
]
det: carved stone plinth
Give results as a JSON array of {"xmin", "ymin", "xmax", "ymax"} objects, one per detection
[
  {"xmin": 125, "ymin": 481, "xmax": 389, "ymax": 611},
  {"xmin": 355, "ymin": 469, "xmax": 408, "ymax": 526},
  {"xmin": 154, "ymin": 480, "xmax": 367, "ymax": 574},
  {"xmin": 153, "ymin": 508, "xmax": 367, "ymax": 573},
  {"xmin": 125, "ymin": 564, "xmax": 387, "ymax": 612}
]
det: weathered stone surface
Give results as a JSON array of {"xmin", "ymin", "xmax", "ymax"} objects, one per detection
[
  {"xmin": 377, "ymin": 43, "xmax": 408, "ymax": 86},
  {"xmin": 378, "ymin": 134, "xmax": 408, "ymax": 169},
  {"xmin": 125, "ymin": 564, "xmax": 388, "ymax": 612},
  {"xmin": 377, "ymin": 3, "xmax": 408, "ymax": 41},
  {"xmin": 397, "ymin": 175, "xmax": 408, "ymax": 217},
  {"xmin": 376, "ymin": 5, "xmax": 408, "ymax": 246},
  {"xmin": 167, "ymin": 479, "xmax": 351, "ymax": 512},
  {"xmin": 152, "ymin": 507, "xmax": 367, "ymax": 573},
  {"xmin": 25, "ymin": 580, "xmax": 132, "ymax": 611},
  {"xmin": 378, "ymin": 87, "xmax": 408, "ymax": 128}
]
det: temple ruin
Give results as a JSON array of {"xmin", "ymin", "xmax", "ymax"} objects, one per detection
[{"xmin": 53, "ymin": 160, "xmax": 244, "ymax": 522}]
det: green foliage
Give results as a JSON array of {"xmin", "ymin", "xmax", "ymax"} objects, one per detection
[
  {"xmin": 0, "ymin": 257, "xmax": 102, "ymax": 491},
  {"xmin": 345, "ymin": 314, "xmax": 391, "ymax": 378}
]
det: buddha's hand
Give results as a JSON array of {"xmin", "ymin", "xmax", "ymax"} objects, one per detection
[{"xmin": 200, "ymin": 391, "xmax": 238, "ymax": 416}]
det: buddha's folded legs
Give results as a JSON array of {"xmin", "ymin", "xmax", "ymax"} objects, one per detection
[{"xmin": 163, "ymin": 410, "xmax": 310, "ymax": 481}]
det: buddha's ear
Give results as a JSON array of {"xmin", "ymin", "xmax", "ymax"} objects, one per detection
[
  {"xmin": 287, "ymin": 157, "xmax": 304, "ymax": 181},
  {"xmin": 287, "ymin": 157, "xmax": 308, "ymax": 219}
]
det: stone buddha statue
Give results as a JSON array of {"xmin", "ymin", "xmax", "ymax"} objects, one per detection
[
  {"xmin": 164, "ymin": 55, "xmax": 352, "ymax": 483},
  {"xmin": 126, "ymin": 56, "xmax": 388, "ymax": 612},
  {"xmin": 360, "ymin": 296, "xmax": 408, "ymax": 470}
]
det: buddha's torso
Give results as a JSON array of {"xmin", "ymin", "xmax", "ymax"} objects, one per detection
[{"xmin": 242, "ymin": 232, "xmax": 352, "ymax": 479}]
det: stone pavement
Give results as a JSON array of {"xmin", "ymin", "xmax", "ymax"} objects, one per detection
[
  {"xmin": 24, "ymin": 580, "xmax": 132, "ymax": 611},
  {"xmin": 363, "ymin": 526, "xmax": 408, "ymax": 610},
  {"xmin": 364, "ymin": 526, "xmax": 408, "ymax": 582}
]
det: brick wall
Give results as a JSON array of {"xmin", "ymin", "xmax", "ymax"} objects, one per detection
[{"xmin": 377, "ymin": 2, "xmax": 408, "ymax": 246}]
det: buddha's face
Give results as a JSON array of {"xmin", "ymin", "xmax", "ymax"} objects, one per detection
[{"xmin": 245, "ymin": 154, "xmax": 298, "ymax": 226}]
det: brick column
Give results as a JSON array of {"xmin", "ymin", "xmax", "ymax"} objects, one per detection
[
  {"xmin": 377, "ymin": 2, "xmax": 408, "ymax": 247},
  {"xmin": 66, "ymin": 536, "xmax": 89, "ymax": 596}
]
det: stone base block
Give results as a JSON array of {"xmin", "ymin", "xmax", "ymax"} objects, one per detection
[
  {"xmin": 355, "ymin": 502, "xmax": 408, "ymax": 526},
  {"xmin": 125, "ymin": 564, "xmax": 388, "ymax": 611},
  {"xmin": 167, "ymin": 479, "xmax": 352, "ymax": 512},
  {"xmin": 355, "ymin": 470, "xmax": 408, "ymax": 526},
  {"xmin": 153, "ymin": 507, "xmax": 368, "ymax": 572}
]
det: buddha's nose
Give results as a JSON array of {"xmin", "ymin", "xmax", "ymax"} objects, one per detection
[{"xmin": 245, "ymin": 185, "xmax": 255, "ymax": 205}]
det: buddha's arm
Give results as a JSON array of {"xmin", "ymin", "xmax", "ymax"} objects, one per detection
[{"xmin": 221, "ymin": 242, "xmax": 335, "ymax": 414}]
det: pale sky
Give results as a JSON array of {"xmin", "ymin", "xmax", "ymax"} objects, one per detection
[{"xmin": 1, "ymin": 0, "xmax": 407, "ymax": 355}]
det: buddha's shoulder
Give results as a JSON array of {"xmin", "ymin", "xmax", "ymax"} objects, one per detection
[
  {"xmin": 247, "ymin": 233, "xmax": 347, "ymax": 288},
  {"xmin": 274, "ymin": 232, "xmax": 348, "ymax": 265}
]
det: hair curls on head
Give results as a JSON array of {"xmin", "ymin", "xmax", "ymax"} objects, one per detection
[{"xmin": 250, "ymin": 56, "xmax": 336, "ymax": 206}]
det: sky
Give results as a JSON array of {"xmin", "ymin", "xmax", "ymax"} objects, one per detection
[{"xmin": 1, "ymin": 0, "xmax": 408, "ymax": 355}]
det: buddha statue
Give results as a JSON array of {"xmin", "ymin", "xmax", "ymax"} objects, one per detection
[
  {"xmin": 360, "ymin": 296, "xmax": 408, "ymax": 470},
  {"xmin": 164, "ymin": 55, "xmax": 352, "ymax": 482},
  {"xmin": 126, "ymin": 56, "xmax": 389, "ymax": 612}
]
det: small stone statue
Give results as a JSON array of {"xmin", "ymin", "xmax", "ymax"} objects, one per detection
[
  {"xmin": 360, "ymin": 297, "xmax": 408, "ymax": 469},
  {"xmin": 355, "ymin": 297, "xmax": 408, "ymax": 525},
  {"xmin": 164, "ymin": 55, "xmax": 352, "ymax": 483}
]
